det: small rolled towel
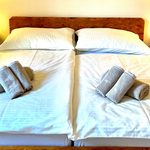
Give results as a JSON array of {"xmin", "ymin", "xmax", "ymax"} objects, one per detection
[
  {"xmin": 8, "ymin": 61, "xmax": 33, "ymax": 91},
  {"xmin": 106, "ymin": 71, "xmax": 136, "ymax": 104},
  {"xmin": 126, "ymin": 80, "xmax": 149, "ymax": 100},
  {"xmin": 0, "ymin": 67, "xmax": 34, "ymax": 93},
  {"xmin": 99, "ymin": 70, "xmax": 109, "ymax": 82},
  {"xmin": 0, "ymin": 66, "xmax": 24, "ymax": 99},
  {"xmin": 24, "ymin": 67, "xmax": 35, "ymax": 81},
  {"xmin": 96, "ymin": 65, "xmax": 124, "ymax": 97},
  {"xmin": 100, "ymin": 70, "xmax": 149, "ymax": 100}
]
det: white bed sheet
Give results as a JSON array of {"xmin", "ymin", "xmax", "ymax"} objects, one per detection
[
  {"xmin": 0, "ymin": 49, "xmax": 75, "ymax": 139},
  {"xmin": 0, "ymin": 133, "xmax": 71, "ymax": 146},
  {"xmin": 74, "ymin": 137, "xmax": 150, "ymax": 147},
  {"xmin": 72, "ymin": 53, "xmax": 150, "ymax": 140}
]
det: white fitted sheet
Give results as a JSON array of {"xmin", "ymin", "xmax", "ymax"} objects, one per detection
[
  {"xmin": 0, "ymin": 133, "xmax": 71, "ymax": 146},
  {"xmin": 72, "ymin": 53, "xmax": 150, "ymax": 140},
  {"xmin": 74, "ymin": 137, "xmax": 150, "ymax": 147},
  {"xmin": 0, "ymin": 50, "xmax": 75, "ymax": 139}
]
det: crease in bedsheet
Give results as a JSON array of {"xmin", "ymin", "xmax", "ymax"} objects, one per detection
[
  {"xmin": 115, "ymin": 55, "xmax": 125, "ymax": 70},
  {"xmin": 138, "ymin": 100, "xmax": 150, "ymax": 126},
  {"xmin": 0, "ymin": 100, "xmax": 11, "ymax": 127},
  {"xmin": 115, "ymin": 54, "xmax": 150, "ymax": 80},
  {"xmin": 28, "ymin": 50, "xmax": 37, "ymax": 67},
  {"xmin": 135, "ymin": 65, "xmax": 150, "ymax": 78}
]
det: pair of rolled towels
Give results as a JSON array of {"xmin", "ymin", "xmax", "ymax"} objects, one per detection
[
  {"xmin": 96, "ymin": 65, "xmax": 150, "ymax": 104},
  {"xmin": 0, "ymin": 61, "xmax": 34, "ymax": 99}
]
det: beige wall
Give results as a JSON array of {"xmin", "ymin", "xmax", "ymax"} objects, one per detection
[{"xmin": 0, "ymin": 0, "xmax": 150, "ymax": 46}]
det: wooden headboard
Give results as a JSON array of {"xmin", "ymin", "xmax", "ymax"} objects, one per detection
[{"xmin": 9, "ymin": 17, "xmax": 144, "ymax": 41}]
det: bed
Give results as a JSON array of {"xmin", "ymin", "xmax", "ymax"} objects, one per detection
[
  {"xmin": 0, "ymin": 18, "xmax": 75, "ymax": 146},
  {"xmin": 73, "ymin": 54, "xmax": 150, "ymax": 146},
  {"xmin": 72, "ymin": 20, "xmax": 150, "ymax": 147},
  {"xmin": 0, "ymin": 17, "xmax": 150, "ymax": 149}
]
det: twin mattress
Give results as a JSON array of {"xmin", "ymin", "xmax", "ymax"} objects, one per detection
[
  {"xmin": 0, "ymin": 49, "xmax": 75, "ymax": 146},
  {"xmin": 73, "ymin": 53, "xmax": 150, "ymax": 145}
]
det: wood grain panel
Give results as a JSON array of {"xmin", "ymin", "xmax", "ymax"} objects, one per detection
[
  {"xmin": 9, "ymin": 17, "xmax": 144, "ymax": 41},
  {"xmin": 0, "ymin": 147, "xmax": 150, "ymax": 150}
]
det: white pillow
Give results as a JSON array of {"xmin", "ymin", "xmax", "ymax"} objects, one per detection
[
  {"xmin": 75, "ymin": 28, "xmax": 150, "ymax": 55},
  {"xmin": 0, "ymin": 27, "xmax": 75, "ymax": 50}
]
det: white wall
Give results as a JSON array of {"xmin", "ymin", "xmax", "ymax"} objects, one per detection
[{"xmin": 0, "ymin": 0, "xmax": 150, "ymax": 46}]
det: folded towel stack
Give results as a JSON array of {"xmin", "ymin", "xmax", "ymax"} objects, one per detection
[
  {"xmin": 0, "ymin": 66, "xmax": 24, "ymax": 99},
  {"xmin": 0, "ymin": 61, "xmax": 34, "ymax": 99},
  {"xmin": 96, "ymin": 66, "xmax": 150, "ymax": 104},
  {"xmin": 8, "ymin": 61, "xmax": 33, "ymax": 91},
  {"xmin": 0, "ymin": 67, "xmax": 34, "ymax": 93}
]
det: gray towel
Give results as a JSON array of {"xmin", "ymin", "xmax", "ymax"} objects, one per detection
[
  {"xmin": 8, "ymin": 61, "xmax": 33, "ymax": 91},
  {"xmin": 0, "ymin": 67, "xmax": 34, "ymax": 93},
  {"xmin": 96, "ymin": 65, "xmax": 124, "ymax": 97},
  {"xmin": 0, "ymin": 66, "xmax": 24, "ymax": 99},
  {"xmin": 24, "ymin": 67, "xmax": 35, "ymax": 81},
  {"xmin": 99, "ymin": 70, "xmax": 109, "ymax": 82},
  {"xmin": 100, "ymin": 70, "xmax": 149, "ymax": 100},
  {"xmin": 126, "ymin": 80, "xmax": 149, "ymax": 100},
  {"xmin": 106, "ymin": 71, "xmax": 136, "ymax": 104}
]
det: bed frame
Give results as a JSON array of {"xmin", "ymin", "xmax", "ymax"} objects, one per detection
[
  {"xmin": 0, "ymin": 17, "xmax": 147, "ymax": 150},
  {"xmin": 0, "ymin": 146, "xmax": 149, "ymax": 150}
]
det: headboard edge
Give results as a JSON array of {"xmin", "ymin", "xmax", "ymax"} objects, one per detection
[{"xmin": 9, "ymin": 17, "xmax": 144, "ymax": 41}]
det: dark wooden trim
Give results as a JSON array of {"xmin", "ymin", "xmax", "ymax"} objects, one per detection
[
  {"xmin": 9, "ymin": 17, "xmax": 144, "ymax": 41},
  {"xmin": 0, "ymin": 146, "xmax": 150, "ymax": 150}
]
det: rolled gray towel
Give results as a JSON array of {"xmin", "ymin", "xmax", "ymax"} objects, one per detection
[
  {"xmin": 100, "ymin": 70, "xmax": 149, "ymax": 100},
  {"xmin": 8, "ymin": 61, "xmax": 33, "ymax": 91},
  {"xmin": 106, "ymin": 71, "xmax": 136, "ymax": 104},
  {"xmin": 0, "ymin": 67, "xmax": 34, "ymax": 93},
  {"xmin": 24, "ymin": 67, "xmax": 35, "ymax": 81},
  {"xmin": 96, "ymin": 65, "xmax": 124, "ymax": 97},
  {"xmin": 99, "ymin": 70, "xmax": 109, "ymax": 82},
  {"xmin": 0, "ymin": 66, "xmax": 24, "ymax": 99},
  {"xmin": 126, "ymin": 80, "xmax": 149, "ymax": 100}
]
